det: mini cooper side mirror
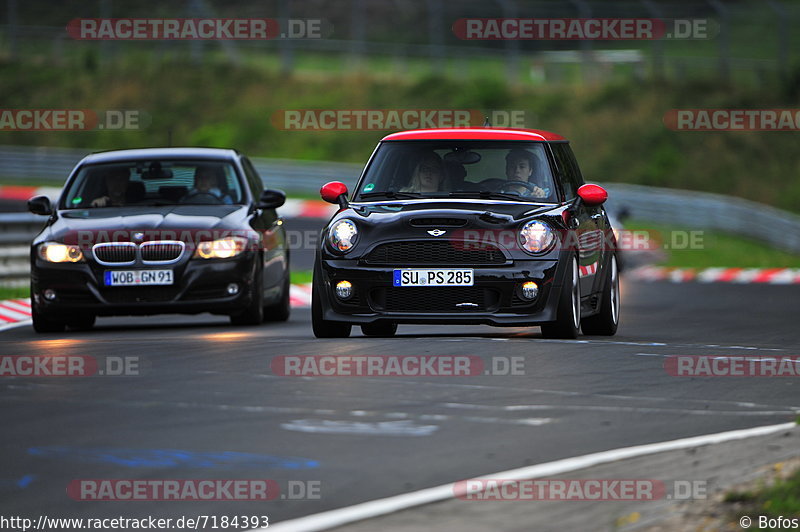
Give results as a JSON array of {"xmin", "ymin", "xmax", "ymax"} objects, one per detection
[
  {"xmin": 28, "ymin": 195, "xmax": 52, "ymax": 215},
  {"xmin": 577, "ymin": 184, "xmax": 608, "ymax": 207},
  {"xmin": 320, "ymin": 181, "xmax": 349, "ymax": 209},
  {"xmin": 259, "ymin": 189, "xmax": 286, "ymax": 209}
]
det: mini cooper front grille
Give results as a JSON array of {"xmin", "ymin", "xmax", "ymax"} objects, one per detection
[
  {"xmin": 93, "ymin": 243, "xmax": 137, "ymax": 265},
  {"xmin": 140, "ymin": 241, "xmax": 185, "ymax": 263},
  {"xmin": 371, "ymin": 287, "xmax": 499, "ymax": 313},
  {"xmin": 364, "ymin": 241, "xmax": 506, "ymax": 265}
]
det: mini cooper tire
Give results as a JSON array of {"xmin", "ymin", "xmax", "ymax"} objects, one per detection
[
  {"xmin": 311, "ymin": 279, "xmax": 351, "ymax": 339},
  {"xmin": 361, "ymin": 322, "xmax": 397, "ymax": 337},
  {"xmin": 540, "ymin": 257, "xmax": 580, "ymax": 339},
  {"xmin": 581, "ymin": 254, "xmax": 619, "ymax": 336}
]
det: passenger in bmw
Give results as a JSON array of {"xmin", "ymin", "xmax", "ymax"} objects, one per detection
[
  {"xmin": 504, "ymin": 148, "xmax": 548, "ymax": 198},
  {"xmin": 401, "ymin": 152, "xmax": 445, "ymax": 193}
]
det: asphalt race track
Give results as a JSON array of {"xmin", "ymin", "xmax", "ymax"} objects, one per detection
[{"xmin": 1, "ymin": 278, "xmax": 798, "ymax": 529}]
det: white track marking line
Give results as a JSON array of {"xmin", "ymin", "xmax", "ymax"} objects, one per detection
[
  {"xmin": 441, "ymin": 402, "xmax": 796, "ymax": 417},
  {"xmin": 255, "ymin": 422, "xmax": 796, "ymax": 532}
]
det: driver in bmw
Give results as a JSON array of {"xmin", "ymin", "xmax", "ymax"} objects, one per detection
[
  {"xmin": 504, "ymin": 148, "xmax": 548, "ymax": 199},
  {"xmin": 182, "ymin": 165, "xmax": 233, "ymax": 204}
]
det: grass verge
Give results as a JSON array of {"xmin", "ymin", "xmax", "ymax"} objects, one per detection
[
  {"xmin": 725, "ymin": 466, "xmax": 800, "ymax": 523},
  {"xmin": 0, "ymin": 286, "xmax": 30, "ymax": 300}
]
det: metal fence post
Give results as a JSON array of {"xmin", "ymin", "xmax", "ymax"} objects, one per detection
[
  {"xmin": 279, "ymin": 0, "xmax": 294, "ymax": 75},
  {"xmin": 497, "ymin": 0, "xmax": 520, "ymax": 83},
  {"xmin": 426, "ymin": 0, "xmax": 445, "ymax": 74},
  {"xmin": 767, "ymin": 0, "xmax": 788, "ymax": 81},
  {"xmin": 349, "ymin": 0, "xmax": 366, "ymax": 69},
  {"xmin": 6, "ymin": 0, "xmax": 18, "ymax": 60},
  {"xmin": 570, "ymin": 0, "xmax": 594, "ymax": 84},
  {"xmin": 642, "ymin": 0, "xmax": 665, "ymax": 81},
  {"xmin": 707, "ymin": 0, "xmax": 730, "ymax": 82}
]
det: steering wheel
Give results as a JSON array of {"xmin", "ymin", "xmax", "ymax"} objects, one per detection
[
  {"xmin": 180, "ymin": 192, "xmax": 224, "ymax": 205},
  {"xmin": 497, "ymin": 180, "xmax": 541, "ymax": 195}
]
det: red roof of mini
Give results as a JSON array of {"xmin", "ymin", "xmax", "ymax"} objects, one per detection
[{"xmin": 381, "ymin": 128, "xmax": 566, "ymax": 142}]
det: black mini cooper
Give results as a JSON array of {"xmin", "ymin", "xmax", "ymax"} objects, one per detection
[
  {"xmin": 312, "ymin": 128, "xmax": 619, "ymax": 339},
  {"xmin": 28, "ymin": 147, "xmax": 290, "ymax": 332}
]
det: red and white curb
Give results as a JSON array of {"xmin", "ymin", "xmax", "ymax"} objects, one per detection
[
  {"xmin": 0, "ymin": 186, "xmax": 336, "ymax": 219},
  {"xmin": 579, "ymin": 263, "xmax": 598, "ymax": 277},
  {"xmin": 0, "ymin": 285, "xmax": 314, "ymax": 326},
  {"xmin": 628, "ymin": 266, "xmax": 800, "ymax": 284},
  {"xmin": 0, "ymin": 298, "xmax": 32, "ymax": 323},
  {"xmin": 289, "ymin": 283, "xmax": 312, "ymax": 307}
]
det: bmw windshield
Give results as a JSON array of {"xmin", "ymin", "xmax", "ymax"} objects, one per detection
[
  {"xmin": 60, "ymin": 160, "xmax": 246, "ymax": 209},
  {"xmin": 355, "ymin": 141, "xmax": 559, "ymax": 203}
]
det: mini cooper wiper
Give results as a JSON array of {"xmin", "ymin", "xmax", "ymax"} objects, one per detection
[
  {"xmin": 359, "ymin": 191, "xmax": 424, "ymax": 200},
  {"xmin": 448, "ymin": 191, "xmax": 524, "ymax": 201}
]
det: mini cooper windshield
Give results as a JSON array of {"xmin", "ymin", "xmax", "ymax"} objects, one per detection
[
  {"xmin": 61, "ymin": 160, "xmax": 246, "ymax": 209},
  {"xmin": 356, "ymin": 141, "xmax": 558, "ymax": 203}
]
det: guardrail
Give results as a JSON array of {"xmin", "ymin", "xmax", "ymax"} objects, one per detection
[
  {"xmin": 603, "ymin": 183, "xmax": 800, "ymax": 255},
  {"xmin": 0, "ymin": 213, "xmax": 43, "ymax": 286}
]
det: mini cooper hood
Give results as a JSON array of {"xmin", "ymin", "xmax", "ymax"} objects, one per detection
[
  {"xmin": 345, "ymin": 200, "xmax": 562, "ymax": 223},
  {"xmin": 44, "ymin": 205, "xmax": 250, "ymax": 243}
]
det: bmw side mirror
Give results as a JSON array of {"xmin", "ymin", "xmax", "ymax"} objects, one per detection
[
  {"xmin": 320, "ymin": 181, "xmax": 349, "ymax": 209},
  {"xmin": 258, "ymin": 189, "xmax": 286, "ymax": 209},
  {"xmin": 28, "ymin": 195, "xmax": 52, "ymax": 215}
]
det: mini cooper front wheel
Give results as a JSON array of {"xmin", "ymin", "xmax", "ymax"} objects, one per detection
[
  {"xmin": 311, "ymin": 277, "xmax": 351, "ymax": 338},
  {"xmin": 581, "ymin": 253, "xmax": 619, "ymax": 336},
  {"xmin": 540, "ymin": 256, "xmax": 580, "ymax": 339}
]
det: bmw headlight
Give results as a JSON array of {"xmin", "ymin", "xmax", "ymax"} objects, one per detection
[
  {"xmin": 38, "ymin": 242, "xmax": 84, "ymax": 263},
  {"xmin": 328, "ymin": 219, "xmax": 358, "ymax": 253},
  {"xmin": 519, "ymin": 220, "xmax": 556, "ymax": 254},
  {"xmin": 193, "ymin": 236, "xmax": 248, "ymax": 259}
]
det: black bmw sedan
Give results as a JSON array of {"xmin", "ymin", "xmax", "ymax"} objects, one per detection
[
  {"xmin": 27, "ymin": 147, "xmax": 290, "ymax": 332},
  {"xmin": 312, "ymin": 128, "xmax": 619, "ymax": 339}
]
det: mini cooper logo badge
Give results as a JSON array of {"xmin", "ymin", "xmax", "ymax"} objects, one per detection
[
  {"xmin": 133, "ymin": 232, "xmax": 145, "ymax": 242},
  {"xmin": 427, "ymin": 229, "xmax": 446, "ymax": 237}
]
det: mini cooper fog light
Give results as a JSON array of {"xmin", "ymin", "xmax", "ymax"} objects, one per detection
[
  {"xmin": 335, "ymin": 280, "xmax": 353, "ymax": 300},
  {"xmin": 521, "ymin": 281, "xmax": 539, "ymax": 300},
  {"xmin": 43, "ymin": 289, "xmax": 57, "ymax": 301},
  {"xmin": 226, "ymin": 283, "xmax": 240, "ymax": 295}
]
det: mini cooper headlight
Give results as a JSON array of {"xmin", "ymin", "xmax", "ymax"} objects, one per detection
[
  {"xmin": 328, "ymin": 219, "xmax": 358, "ymax": 253},
  {"xmin": 38, "ymin": 242, "xmax": 84, "ymax": 263},
  {"xmin": 519, "ymin": 220, "xmax": 556, "ymax": 254},
  {"xmin": 194, "ymin": 236, "xmax": 248, "ymax": 259}
]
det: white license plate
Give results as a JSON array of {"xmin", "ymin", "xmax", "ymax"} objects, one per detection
[
  {"xmin": 104, "ymin": 270, "xmax": 173, "ymax": 286},
  {"xmin": 393, "ymin": 269, "xmax": 474, "ymax": 287}
]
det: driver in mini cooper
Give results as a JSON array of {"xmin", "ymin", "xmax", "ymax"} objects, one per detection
[
  {"xmin": 504, "ymin": 148, "xmax": 549, "ymax": 198},
  {"xmin": 185, "ymin": 165, "xmax": 233, "ymax": 204}
]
